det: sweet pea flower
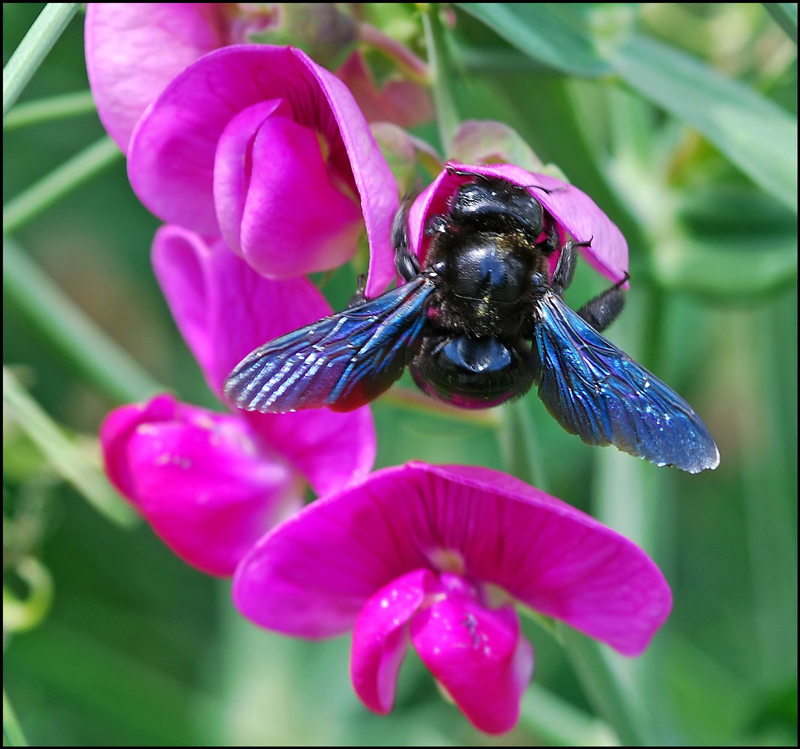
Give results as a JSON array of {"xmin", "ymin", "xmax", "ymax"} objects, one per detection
[
  {"xmin": 85, "ymin": 3, "xmax": 228, "ymax": 153},
  {"xmin": 123, "ymin": 45, "xmax": 398, "ymax": 295},
  {"xmin": 409, "ymin": 162, "xmax": 629, "ymax": 285},
  {"xmin": 233, "ymin": 462, "xmax": 671, "ymax": 734},
  {"xmin": 86, "ymin": 4, "xmax": 431, "ymax": 153},
  {"xmin": 100, "ymin": 227, "xmax": 375, "ymax": 575}
]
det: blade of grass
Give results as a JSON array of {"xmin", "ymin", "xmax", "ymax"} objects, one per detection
[
  {"xmin": 455, "ymin": 4, "xmax": 611, "ymax": 77},
  {"xmin": 764, "ymin": 3, "xmax": 798, "ymax": 42},
  {"xmin": 3, "ymin": 368, "xmax": 138, "ymax": 528},
  {"xmin": 609, "ymin": 34, "xmax": 798, "ymax": 212},
  {"xmin": 4, "ymin": 90, "xmax": 96, "ymax": 130},
  {"xmin": 3, "ymin": 239, "xmax": 163, "ymax": 404},
  {"xmin": 3, "ymin": 3, "xmax": 80, "ymax": 117},
  {"xmin": 421, "ymin": 5, "xmax": 460, "ymax": 150},
  {"xmin": 2, "ymin": 689, "xmax": 28, "ymax": 747},
  {"xmin": 3, "ymin": 136, "xmax": 122, "ymax": 236}
]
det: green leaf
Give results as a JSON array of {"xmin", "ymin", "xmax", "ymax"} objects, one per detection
[
  {"xmin": 455, "ymin": 4, "xmax": 612, "ymax": 77},
  {"xmin": 652, "ymin": 233, "xmax": 797, "ymax": 301},
  {"xmin": 608, "ymin": 33, "xmax": 798, "ymax": 211},
  {"xmin": 763, "ymin": 3, "xmax": 798, "ymax": 43},
  {"xmin": 3, "ymin": 368, "xmax": 138, "ymax": 528}
]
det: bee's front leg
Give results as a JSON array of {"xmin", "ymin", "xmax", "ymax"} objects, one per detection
[{"xmin": 577, "ymin": 273, "xmax": 629, "ymax": 332}]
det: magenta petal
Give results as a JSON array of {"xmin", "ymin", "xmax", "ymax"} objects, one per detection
[
  {"xmin": 351, "ymin": 569, "xmax": 436, "ymax": 714},
  {"xmin": 408, "ymin": 162, "xmax": 628, "ymax": 284},
  {"xmin": 124, "ymin": 400, "xmax": 301, "ymax": 576},
  {"xmin": 152, "ymin": 226, "xmax": 332, "ymax": 392},
  {"xmin": 85, "ymin": 3, "xmax": 224, "ymax": 153},
  {"xmin": 151, "ymin": 227, "xmax": 217, "ymax": 383},
  {"xmin": 233, "ymin": 462, "xmax": 670, "ymax": 655},
  {"xmin": 235, "ymin": 114, "xmax": 363, "ymax": 277},
  {"xmin": 129, "ymin": 45, "xmax": 397, "ymax": 287},
  {"xmin": 152, "ymin": 226, "xmax": 376, "ymax": 496},
  {"xmin": 213, "ymin": 99, "xmax": 291, "ymax": 256},
  {"xmin": 100, "ymin": 393, "xmax": 177, "ymax": 501},
  {"xmin": 411, "ymin": 596, "xmax": 533, "ymax": 734},
  {"xmin": 244, "ymin": 408, "xmax": 375, "ymax": 499},
  {"xmin": 100, "ymin": 394, "xmax": 302, "ymax": 576}
]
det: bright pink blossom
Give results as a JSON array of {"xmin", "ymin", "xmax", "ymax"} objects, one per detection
[
  {"xmin": 410, "ymin": 162, "xmax": 629, "ymax": 285},
  {"xmin": 100, "ymin": 227, "xmax": 375, "ymax": 575},
  {"xmin": 86, "ymin": 5, "xmax": 432, "ymax": 153},
  {"xmin": 85, "ymin": 3, "xmax": 228, "ymax": 153},
  {"xmin": 233, "ymin": 462, "xmax": 671, "ymax": 734},
  {"xmin": 121, "ymin": 44, "xmax": 397, "ymax": 295}
]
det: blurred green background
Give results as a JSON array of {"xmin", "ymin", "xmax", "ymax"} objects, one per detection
[{"xmin": 3, "ymin": 3, "xmax": 797, "ymax": 745}]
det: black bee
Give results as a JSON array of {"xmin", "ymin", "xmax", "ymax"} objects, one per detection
[{"xmin": 224, "ymin": 167, "xmax": 719, "ymax": 473}]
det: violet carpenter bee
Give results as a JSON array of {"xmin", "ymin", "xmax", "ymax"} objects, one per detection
[{"xmin": 224, "ymin": 167, "xmax": 719, "ymax": 473}]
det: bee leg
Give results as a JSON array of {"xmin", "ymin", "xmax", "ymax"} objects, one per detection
[
  {"xmin": 577, "ymin": 273, "xmax": 630, "ymax": 332},
  {"xmin": 445, "ymin": 165, "xmax": 488, "ymax": 179},
  {"xmin": 393, "ymin": 195, "xmax": 422, "ymax": 282},
  {"xmin": 347, "ymin": 274, "xmax": 368, "ymax": 308},
  {"xmin": 551, "ymin": 238, "xmax": 593, "ymax": 295}
]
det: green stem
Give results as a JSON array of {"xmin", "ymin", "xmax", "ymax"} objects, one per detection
[
  {"xmin": 4, "ymin": 90, "xmax": 96, "ymax": 130},
  {"xmin": 2, "ymin": 3, "xmax": 80, "ymax": 117},
  {"xmin": 560, "ymin": 626, "xmax": 647, "ymax": 746},
  {"xmin": 499, "ymin": 399, "xmax": 551, "ymax": 493},
  {"xmin": 421, "ymin": 4, "xmax": 460, "ymax": 151},
  {"xmin": 738, "ymin": 304, "xmax": 798, "ymax": 682},
  {"xmin": 2, "ymin": 689, "xmax": 28, "ymax": 747},
  {"xmin": 3, "ymin": 239, "xmax": 163, "ymax": 405},
  {"xmin": 520, "ymin": 682, "xmax": 617, "ymax": 746},
  {"xmin": 3, "ymin": 368, "xmax": 138, "ymax": 528},
  {"xmin": 639, "ymin": 281, "xmax": 666, "ymax": 373},
  {"xmin": 3, "ymin": 136, "xmax": 122, "ymax": 236},
  {"xmin": 587, "ymin": 288, "xmax": 673, "ymax": 744},
  {"xmin": 357, "ymin": 22, "xmax": 430, "ymax": 83}
]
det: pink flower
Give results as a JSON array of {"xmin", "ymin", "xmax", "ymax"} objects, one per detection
[
  {"xmin": 86, "ymin": 5, "xmax": 431, "ymax": 153},
  {"xmin": 100, "ymin": 227, "xmax": 376, "ymax": 575},
  {"xmin": 233, "ymin": 462, "xmax": 671, "ymax": 734},
  {"xmin": 124, "ymin": 45, "xmax": 397, "ymax": 295},
  {"xmin": 410, "ymin": 162, "xmax": 629, "ymax": 284},
  {"xmin": 85, "ymin": 3, "xmax": 229, "ymax": 153}
]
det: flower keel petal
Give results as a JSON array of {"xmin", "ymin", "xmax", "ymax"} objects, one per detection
[
  {"xmin": 351, "ymin": 569, "xmax": 436, "ymax": 714},
  {"xmin": 410, "ymin": 594, "xmax": 533, "ymax": 734}
]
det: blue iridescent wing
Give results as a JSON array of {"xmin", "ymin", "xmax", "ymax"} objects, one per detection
[
  {"xmin": 532, "ymin": 292, "xmax": 719, "ymax": 473},
  {"xmin": 224, "ymin": 276, "xmax": 435, "ymax": 413}
]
